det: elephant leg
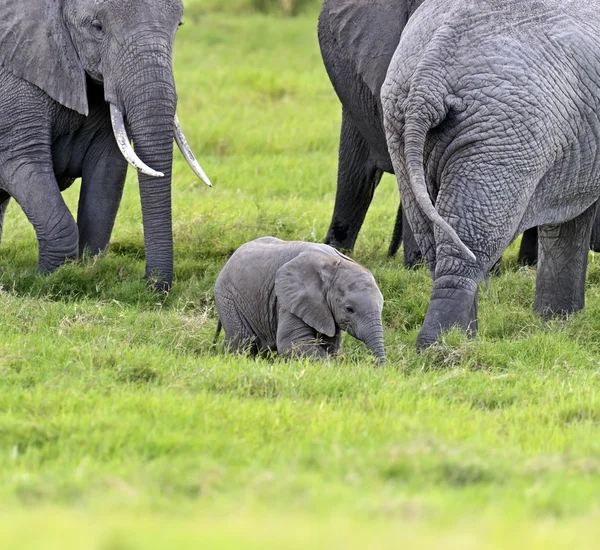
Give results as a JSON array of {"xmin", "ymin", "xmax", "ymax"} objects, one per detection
[
  {"xmin": 401, "ymin": 207, "xmax": 423, "ymax": 268},
  {"xmin": 388, "ymin": 202, "xmax": 424, "ymax": 269},
  {"xmin": 0, "ymin": 192, "xmax": 11, "ymax": 245},
  {"xmin": 77, "ymin": 129, "xmax": 128, "ymax": 256},
  {"xmin": 412, "ymin": 157, "xmax": 528, "ymax": 349},
  {"xmin": 277, "ymin": 309, "xmax": 328, "ymax": 360},
  {"xmin": 534, "ymin": 204, "xmax": 596, "ymax": 317},
  {"xmin": 417, "ymin": 271, "xmax": 479, "ymax": 350},
  {"xmin": 221, "ymin": 310, "xmax": 258, "ymax": 356},
  {"xmin": 518, "ymin": 226, "xmax": 538, "ymax": 265},
  {"xmin": 590, "ymin": 200, "xmax": 600, "ymax": 252},
  {"xmin": 321, "ymin": 330, "xmax": 342, "ymax": 356},
  {"xmin": 324, "ymin": 109, "xmax": 382, "ymax": 252},
  {"xmin": 8, "ymin": 162, "xmax": 78, "ymax": 272},
  {"xmin": 388, "ymin": 200, "xmax": 403, "ymax": 257}
]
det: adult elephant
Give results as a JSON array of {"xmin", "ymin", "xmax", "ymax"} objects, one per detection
[
  {"xmin": 0, "ymin": 0, "xmax": 211, "ymax": 291},
  {"xmin": 382, "ymin": 0, "xmax": 600, "ymax": 348},
  {"xmin": 318, "ymin": 0, "xmax": 539, "ymax": 266}
]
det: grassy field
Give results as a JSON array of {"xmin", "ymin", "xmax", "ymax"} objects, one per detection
[{"xmin": 2, "ymin": 1, "xmax": 600, "ymax": 547}]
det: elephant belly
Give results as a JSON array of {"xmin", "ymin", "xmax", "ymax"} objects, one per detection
[{"xmin": 518, "ymin": 146, "xmax": 600, "ymax": 234}]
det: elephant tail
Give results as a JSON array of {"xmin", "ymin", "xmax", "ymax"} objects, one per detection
[
  {"xmin": 213, "ymin": 318, "xmax": 223, "ymax": 344},
  {"xmin": 402, "ymin": 104, "xmax": 476, "ymax": 263}
]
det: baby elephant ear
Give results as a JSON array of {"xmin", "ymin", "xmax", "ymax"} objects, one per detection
[
  {"xmin": 0, "ymin": 1, "xmax": 88, "ymax": 115},
  {"xmin": 275, "ymin": 252, "xmax": 337, "ymax": 338}
]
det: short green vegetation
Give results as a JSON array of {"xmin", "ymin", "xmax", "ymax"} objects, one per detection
[{"xmin": 1, "ymin": 1, "xmax": 600, "ymax": 547}]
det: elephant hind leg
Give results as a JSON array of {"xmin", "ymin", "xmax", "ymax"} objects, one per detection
[
  {"xmin": 0, "ymin": 191, "xmax": 11, "ymax": 245},
  {"xmin": 534, "ymin": 203, "xmax": 596, "ymax": 318},
  {"xmin": 324, "ymin": 110, "xmax": 383, "ymax": 252},
  {"xmin": 590, "ymin": 200, "xmax": 600, "ymax": 252},
  {"xmin": 224, "ymin": 332, "xmax": 258, "ymax": 357},
  {"xmin": 518, "ymin": 226, "xmax": 538, "ymax": 265},
  {"xmin": 219, "ymin": 307, "xmax": 258, "ymax": 356},
  {"xmin": 401, "ymin": 207, "xmax": 423, "ymax": 269},
  {"xmin": 417, "ymin": 273, "xmax": 479, "ymax": 350}
]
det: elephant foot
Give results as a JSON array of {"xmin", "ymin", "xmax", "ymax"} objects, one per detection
[
  {"xmin": 36, "ymin": 228, "xmax": 79, "ymax": 273},
  {"xmin": 417, "ymin": 275, "xmax": 478, "ymax": 350}
]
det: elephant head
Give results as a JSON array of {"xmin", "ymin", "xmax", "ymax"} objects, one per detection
[
  {"xmin": 275, "ymin": 251, "xmax": 385, "ymax": 363},
  {"xmin": 0, "ymin": 0, "xmax": 210, "ymax": 289}
]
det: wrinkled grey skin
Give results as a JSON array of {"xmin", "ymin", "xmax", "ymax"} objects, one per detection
[
  {"xmin": 214, "ymin": 237, "xmax": 385, "ymax": 363},
  {"xmin": 0, "ymin": 0, "xmax": 186, "ymax": 290},
  {"xmin": 319, "ymin": 0, "xmax": 423, "ymax": 264},
  {"xmin": 382, "ymin": 0, "xmax": 600, "ymax": 348},
  {"xmin": 318, "ymin": 0, "xmax": 539, "ymax": 266}
]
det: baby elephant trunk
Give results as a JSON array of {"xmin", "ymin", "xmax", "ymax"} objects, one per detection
[{"xmin": 358, "ymin": 314, "xmax": 386, "ymax": 364}]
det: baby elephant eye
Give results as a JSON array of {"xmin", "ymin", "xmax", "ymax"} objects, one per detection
[
  {"xmin": 91, "ymin": 20, "xmax": 104, "ymax": 34},
  {"xmin": 345, "ymin": 305, "xmax": 355, "ymax": 314}
]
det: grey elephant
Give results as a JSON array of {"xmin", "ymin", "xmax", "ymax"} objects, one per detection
[
  {"xmin": 319, "ymin": 0, "xmax": 542, "ymax": 266},
  {"xmin": 214, "ymin": 237, "xmax": 385, "ymax": 363},
  {"xmin": 0, "ymin": 0, "xmax": 211, "ymax": 291},
  {"xmin": 381, "ymin": 0, "xmax": 600, "ymax": 348}
]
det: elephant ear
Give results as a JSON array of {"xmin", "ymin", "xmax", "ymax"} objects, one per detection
[
  {"xmin": 275, "ymin": 252, "xmax": 338, "ymax": 338},
  {"xmin": 325, "ymin": 0, "xmax": 412, "ymax": 96},
  {"xmin": 0, "ymin": 0, "xmax": 88, "ymax": 115}
]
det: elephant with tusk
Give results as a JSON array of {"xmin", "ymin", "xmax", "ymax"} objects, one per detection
[{"xmin": 0, "ymin": 0, "xmax": 211, "ymax": 291}]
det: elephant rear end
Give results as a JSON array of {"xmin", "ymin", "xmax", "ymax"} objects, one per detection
[{"xmin": 381, "ymin": 0, "xmax": 600, "ymax": 348}]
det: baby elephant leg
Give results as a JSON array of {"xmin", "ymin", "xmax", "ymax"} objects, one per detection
[
  {"xmin": 534, "ymin": 203, "xmax": 597, "ymax": 317},
  {"xmin": 321, "ymin": 331, "xmax": 342, "ymax": 356},
  {"xmin": 276, "ymin": 310, "xmax": 329, "ymax": 360},
  {"xmin": 220, "ymin": 308, "xmax": 258, "ymax": 356}
]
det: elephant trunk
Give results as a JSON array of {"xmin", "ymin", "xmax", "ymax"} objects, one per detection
[
  {"xmin": 120, "ymin": 56, "xmax": 177, "ymax": 291},
  {"xmin": 358, "ymin": 314, "xmax": 386, "ymax": 364}
]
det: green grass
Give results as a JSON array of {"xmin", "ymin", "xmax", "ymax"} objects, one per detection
[{"xmin": 1, "ymin": 2, "xmax": 600, "ymax": 547}]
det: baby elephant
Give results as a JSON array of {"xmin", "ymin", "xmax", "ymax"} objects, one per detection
[{"xmin": 214, "ymin": 237, "xmax": 385, "ymax": 363}]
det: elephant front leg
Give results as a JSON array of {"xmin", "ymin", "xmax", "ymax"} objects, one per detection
[
  {"xmin": 324, "ymin": 109, "xmax": 383, "ymax": 252},
  {"xmin": 77, "ymin": 133, "xmax": 128, "ymax": 256},
  {"xmin": 276, "ymin": 309, "xmax": 329, "ymax": 360},
  {"xmin": 8, "ymin": 161, "xmax": 78, "ymax": 272},
  {"xmin": 534, "ymin": 203, "xmax": 596, "ymax": 317},
  {"xmin": 321, "ymin": 330, "xmax": 342, "ymax": 356}
]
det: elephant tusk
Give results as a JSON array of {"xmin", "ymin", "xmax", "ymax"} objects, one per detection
[
  {"xmin": 174, "ymin": 116, "xmax": 212, "ymax": 187},
  {"xmin": 109, "ymin": 104, "xmax": 165, "ymax": 178}
]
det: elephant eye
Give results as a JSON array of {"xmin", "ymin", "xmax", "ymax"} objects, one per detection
[
  {"xmin": 345, "ymin": 305, "xmax": 355, "ymax": 314},
  {"xmin": 91, "ymin": 20, "xmax": 104, "ymax": 35}
]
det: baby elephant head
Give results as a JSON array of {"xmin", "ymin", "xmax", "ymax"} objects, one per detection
[{"xmin": 275, "ymin": 251, "xmax": 385, "ymax": 363}]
